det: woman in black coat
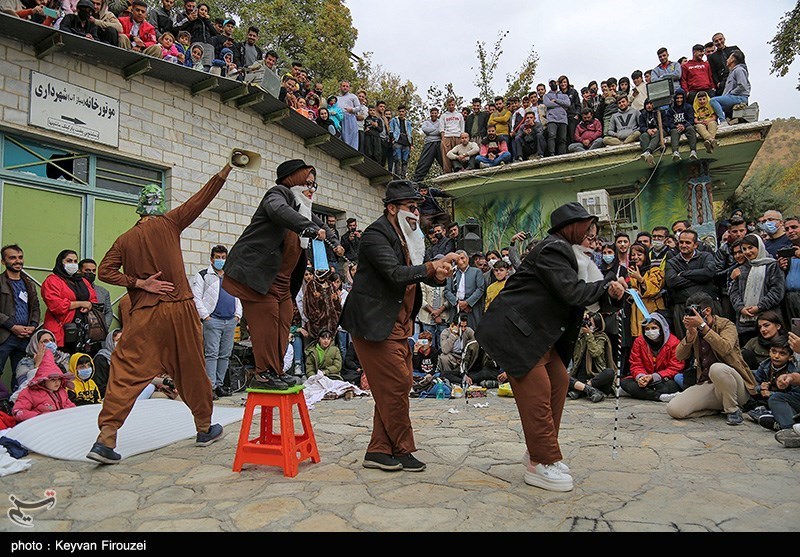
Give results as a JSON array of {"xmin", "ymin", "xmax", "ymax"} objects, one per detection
[{"xmin": 476, "ymin": 202, "xmax": 625, "ymax": 492}]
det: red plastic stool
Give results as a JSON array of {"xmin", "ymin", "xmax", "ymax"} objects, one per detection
[{"xmin": 232, "ymin": 385, "xmax": 320, "ymax": 477}]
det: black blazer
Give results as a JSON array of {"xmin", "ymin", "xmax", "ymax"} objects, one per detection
[
  {"xmin": 475, "ymin": 234, "xmax": 614, "ymax": 377},
  {"xmin": 340, "ymin": 215, "xmax": 444, "ymax": 341},
  {"xmin": 224, "ymin": 185, "xmax": 337, "ymax": 297}
]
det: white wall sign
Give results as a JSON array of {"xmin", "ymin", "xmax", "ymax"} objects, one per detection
[{"xmin": 28, "ymin": 71, "xmax": 119, "ymax": 148}]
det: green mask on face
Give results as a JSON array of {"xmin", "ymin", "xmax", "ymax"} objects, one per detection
[{"xmin": 136, "ymin": 184, "xmax": 166, "ymax": 216}]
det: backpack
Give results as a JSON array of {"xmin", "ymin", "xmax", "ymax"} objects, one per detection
[{"xmin": 85, "ymin": 303, "xmax": 108, "ymax": 343}]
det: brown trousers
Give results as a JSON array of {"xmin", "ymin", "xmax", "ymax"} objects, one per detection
[
  {"xmin": 222, "ymin": 276, "xmax": 292, "ymax": 376},
  {"xmin": 441, "ymin": 136, "xmax": 460, "ymax": 173},
  {"xmin": 97, "ymin": 299, "xmax": 212, "ymax": 447},
  {"xmin": 352, "ymin": 336, "xmax": 416, "ymax": 456},
  {"xmin": 508, "ymin": 347, "xmax": 569, "ymax": 465}
]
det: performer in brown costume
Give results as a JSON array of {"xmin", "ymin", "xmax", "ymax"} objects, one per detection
[
  {"xmin": 340, "ymin": 180, "xmax": 456, "ymax": 472},
  {"xmin": 86, "ymin": 164, "xmax": 233, "ymax": 464},
  {"xmin": 223, "ymin": 159, "xmax": 343, "ymax": 390}
]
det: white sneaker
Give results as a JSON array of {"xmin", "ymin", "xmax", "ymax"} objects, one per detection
[
  {"xmin": 718, "ymin": 120, "xmax": 730, "ymax": 128},
  {"xmin": 659, "ymin": 392, "xmax": 680, "ymax": 403},
  {"xmin": 689, "ymin": 150, "xmax": 698, "ymax": 161},
  {"xmin": 524, "ymin": 463, "xmax": 574, "ymax": 492},
  {"xmin": 672, "ymin": 151, "xmax": 681, "ymax": 162},
  {"xmin": 523, "ymin": 450, "xmax": 569, "ymax": 473},
  {"xmin": 641, "ymin": 150, "xmax": 650, "ymax": 160}
]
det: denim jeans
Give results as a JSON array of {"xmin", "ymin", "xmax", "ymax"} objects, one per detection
[
  {"xmin": 0, "ymin": 335, "xmax": 28, "ymax": 392},
  {"xmin": 203, "ymin": 316, "xmax": 237, "ymax": 388},
  {"xmin": 710, "ymin": 95, "xmax": 748, "ymax": 121},
  {"xmin": 291, "ymin": 334, "xmax": 305, "ymax": 375},
  {"xmin": 420, "ymin": 323, "xmax": 446, "ymax": 352},
  {"xmin": 768, "ymin": 390, "xmax": 800, "ymax": 429},
  {"xmin": 337, "ymin": 330, "xmax": 349, "ymax": 362},
  {"xmin": 475, "ymin": 151, "xmax": 512, "ymax": 167}
]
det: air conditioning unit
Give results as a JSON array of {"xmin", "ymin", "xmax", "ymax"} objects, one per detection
[{"xmin": 577, "ymin": 189, "xmax": 611, "ymax": 222}]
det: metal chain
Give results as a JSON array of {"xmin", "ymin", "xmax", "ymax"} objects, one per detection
[{"xmin": 612, "ymin": 306, "xmax": 625, "ymax": 460}]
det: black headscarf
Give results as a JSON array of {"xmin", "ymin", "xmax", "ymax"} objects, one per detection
[
  {"xmin": 52, "ymin": 249, "xmax": 90, "ymax": 301},
  {"xmin": 316, "ymin": 108, "xmax": 335, "ymax": 131}
]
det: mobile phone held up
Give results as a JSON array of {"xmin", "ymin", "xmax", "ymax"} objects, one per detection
[
  {"xmin": 792, "ymin": 318, "xmax": 800, "ymax": 337},
  {"xmin": 777, "ymin": 247, "xmax": 795, "ymax": 260}
]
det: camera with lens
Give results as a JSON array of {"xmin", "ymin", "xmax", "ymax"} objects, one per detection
[{"xmin": 684, "ymin": 304, "xmax": 702, "ymax": 316}]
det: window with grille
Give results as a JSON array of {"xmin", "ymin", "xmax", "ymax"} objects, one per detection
[{"xmin": 611, "ymin": 193, "xmax": 640, "ymax": 229}]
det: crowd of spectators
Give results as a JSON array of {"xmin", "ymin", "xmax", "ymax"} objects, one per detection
[{"xmin": 2, "ymin": 4, "xmax": 754, "ymax": 178}]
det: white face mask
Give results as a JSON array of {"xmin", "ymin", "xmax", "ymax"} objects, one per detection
[
  {"xmin": 64, "ymin": 262, "xmax": 79, "ymax": 276},
  {"xmin": 397, "ymin": 209, "xmax": 425, "ymax": 265},
  {"xmin": 644, "ymin": 329, "xmax": 661, "ymax": 341}
]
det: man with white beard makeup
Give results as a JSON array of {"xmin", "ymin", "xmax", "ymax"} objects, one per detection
[
  {"xmin": 223, "ymin": 159, "xmax": 343, "ymax": 391},
  {"xmin": 340, "ymin": 180, "xmax": 458, "ymax": 472}
]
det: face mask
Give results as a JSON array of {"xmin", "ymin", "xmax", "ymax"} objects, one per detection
[
  {"xmin": 64, "ymin": 263, "xmax": 79, "ymax": 276},
  {"xmin": 652, "ymin": 240, "xmax": 665, "ymax": 250},
  {"xmin": 213, "ymin": 258, "xmax": 225, "ymax": 271},
  {"xmin": 644, "ymin": 329, "xmax": 661, "ymax": 341},
  {"xmin": 747, "ymin": 225, "xmax": 756, "ymax": 232},
  {"xmin": 77, "ymin": 368, "xmax": 92, "ymax": 380},
  {"xmin": 602, "ymin": 254, "xmax": 615, "ymax": 264},
  {"xmin": 44, "ymin": 341, "xmax": 57, "ymax": 353},
  {"xmin": 83, "ymin": 272, "xmax": 96, "ymax": 284},
  {"xmin": 763, "ymin": 222, "xmax": 778, "ymax": 235}
]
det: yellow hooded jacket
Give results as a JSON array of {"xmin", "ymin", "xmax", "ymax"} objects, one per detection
[{"xmin": 67, "ymin": 353, "xmax": 102, "ymax": 406}]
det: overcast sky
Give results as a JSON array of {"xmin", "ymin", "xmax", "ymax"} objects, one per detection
[{"xmin": 345, "ymin": 0, "xmax": 799, "ymax": 121}]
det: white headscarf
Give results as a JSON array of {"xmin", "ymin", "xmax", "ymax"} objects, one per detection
[{"xmin": 742, "ymin": 234, "xmax": 774, "ymax": 322}]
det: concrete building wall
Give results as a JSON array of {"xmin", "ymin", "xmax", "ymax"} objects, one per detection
[{"xmin": 0, "ymin": 36, "xmax": 384, "ymax": 273}]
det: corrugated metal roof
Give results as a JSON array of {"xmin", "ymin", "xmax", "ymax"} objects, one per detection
[{"xmin": 0, "ymin": 14, "xmax": 394, "ymax": 185}]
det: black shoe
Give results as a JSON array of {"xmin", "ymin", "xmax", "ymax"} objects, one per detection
[
  {"xmin": 280, "ymin": 374, "xmax": 297, "ymax": 387},
  {"xmin": 480, "ymin": 380, "xmax": 499, "ymax": 389},
  {"xmin": 196, "ymin": 423, "xmax": 224, "ymax": 447},
  {"xmin": 395, "ymin": 453, "xmax": 426, "ymax": 472},
  {"xmin": 585, "ymin": 385, "xmax": 605, "ymax": 403},
  {"xmin": 362, "ymin": 452, "xmax": 402, "ymax": 471},
  {"xmin": 86, "ymin": 442, "xmax": 121, "ymax": 465},
  {"xmin": 248, "ymin": 371, "xmax": 289, "ymax": 391},
  {"xmin": 212, "ymin": 390, "xmax": 219, "ymax": 401},
  {"xmin": 567, "ymin": 390, "xmax": 581, "ymax": 400},
  {"xmin": 215, "ymin": 386, "xmax": 231, "ymax": 397}
]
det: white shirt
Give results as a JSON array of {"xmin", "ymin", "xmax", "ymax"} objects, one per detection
[
  {"xmin": 457, "ymin": 271, "xmax": 466, "ymax": 300},
  {"xmin": 441, "ymin": 109, "xmax": 465, "ymax": 137}
]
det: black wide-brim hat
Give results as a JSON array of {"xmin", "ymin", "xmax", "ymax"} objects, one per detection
[
  {"xmin": 383, "ymin": 180, "xmax": 423, "ymax": 205},
  {"xmin": 275, "ymin": 159, "xmax": 314, "ymax": 184},
  {"xmin": 548, "ymin": 201, "xmax": 598, "ymax": 234}
]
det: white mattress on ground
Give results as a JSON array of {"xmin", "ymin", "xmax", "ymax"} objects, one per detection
[{"xmin": 4, "ymin": 399, "xmax": 245, "ymax": 462}]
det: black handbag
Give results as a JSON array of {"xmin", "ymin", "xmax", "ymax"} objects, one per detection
[{"xmin": 63, "ymin": 322, "xmax": 79, "ymax": 345}]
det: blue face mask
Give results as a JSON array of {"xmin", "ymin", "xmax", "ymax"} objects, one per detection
[
  {"xmin": 44, "ymin": 341, "xmax": 57, "ymax": 353},
  {"xmin": 602, "ymin": 254, "xmax": 615, "ymax": 264},
  {"xmin": 763, "ymin": 221, "xmax": 778, "ymax": 235},
  {"xmin": 77, "ymin": 368, "xmax": 92, "ymax": 380},
  {"xmin": 213, "ymin": 258, "xmax": 225, "ymax": 271}
]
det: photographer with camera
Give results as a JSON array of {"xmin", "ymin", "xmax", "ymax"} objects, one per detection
[
  {"xmin": 666, "ymin": 292, "xmax": 758, "ymax": 426},
  {"xmin": 665, "ymin": 229, "xmax": 719, "ymax": 338}
]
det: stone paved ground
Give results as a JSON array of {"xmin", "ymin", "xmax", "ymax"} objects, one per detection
[{"xmin": 1, "ymin": 391, "xmax": 798, "ymax": 534}]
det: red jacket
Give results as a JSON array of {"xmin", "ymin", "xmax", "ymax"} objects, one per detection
[
  {"xmin": 680, "ymin": 60, "xmax": 715, "ymax": 93},
  {"xmin": 573, "ymin": 118, "xmax": 603, "ymax": 143},
  {"xmin": 42, "ymin": 274, "xmax": 98, "ymax": 347},
  {"xmin": 628, "ymin": 333, "xmax": 684, "ymax": 380},
  {"xmin": 118, "ymin": 16, "xmax": 158, "ymax": 48}
]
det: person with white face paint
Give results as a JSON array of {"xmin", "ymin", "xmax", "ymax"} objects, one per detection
[
  {"xmin": 340, "ymin": 180, "xmax": 458, "ymax": 473},
  {"xmin": 42, "ymin": 249, "xmax": 98, "ymax": 353},
  {"xmin": 223, "ymin": 159, "xmax": 343, "ymax": 392}
]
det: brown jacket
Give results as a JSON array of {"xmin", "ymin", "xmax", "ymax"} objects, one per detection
[
  {"xmin": 675, "ymin": 316, "xmax": 757, "ymax": 395},
  {"xmin": 0, "ymin": 271, "xmax": 40, "ymax": 345}
]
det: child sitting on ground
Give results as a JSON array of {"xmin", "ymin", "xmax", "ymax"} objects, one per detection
[
  {"xmin": 304, "ymin": 329, "xmax": 343, "ymax": 381},
  {"xmin": 12, "ymin": 350, "xmax": 75, "ymax": 422},
  {"xmin": 67, "ymin": 352, "xmax": 102, "ymax": 406},
  {"xmin": 748, "ymin": 335, "xmax": 799, "ymax": 431}
]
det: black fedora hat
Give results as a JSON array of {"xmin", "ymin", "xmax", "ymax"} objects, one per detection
[
  {"xmin": 383, "ymin": 180, "xmax": 423, "ymax": 205},
  {"xmin": 275, "ymin": 159, "xmax": 314, "ymax": 184},
  {"xmin": 548, "ymin": 201, "xmax": 597, "ymax": 234}
]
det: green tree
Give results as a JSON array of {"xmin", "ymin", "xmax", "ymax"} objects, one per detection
[
  {"xmin": 472, "ymin": 30, "xmax": 509, "ymax": 102},
  {"xmin": 769, "ymin": 1, "xmax": 800, "ymax": 91},
  {"xmin": 724, "ymin": 164, "xmax": 797, "ymax": 218},
  {"xmin": 505, "ymin": 48, "xmax": 540, "ymax": 100},
  {"xmin": 215, "ymin": 0, "xmax": 358, "ymax": 92}
]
